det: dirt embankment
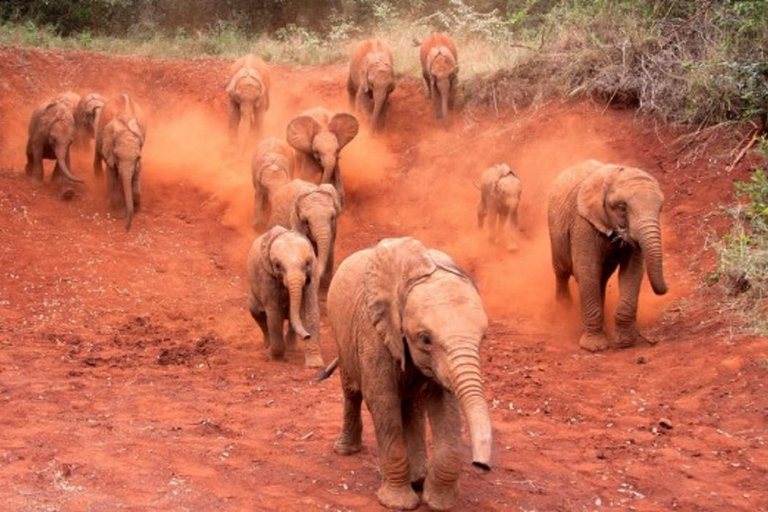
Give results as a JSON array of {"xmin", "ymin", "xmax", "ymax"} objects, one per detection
[{"xmin": 0, "ymin": 46, "xmax": 766, "ymax": 511}]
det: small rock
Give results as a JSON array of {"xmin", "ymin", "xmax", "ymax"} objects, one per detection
[
  {"xmin": 659, "ymin": 418, "xmax": 673, "ymax": 430},
  {"xmin": 636, "ymin": 356, "xmax": 647, "ymax": 364}
]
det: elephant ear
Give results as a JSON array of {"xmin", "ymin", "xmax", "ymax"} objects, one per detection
[
  {"xmin": 260, "ymin": 226, "xmax": 289, "ymax": 274},
  {"xmin": 318, "ymin": 183, "xmax": 342, "ymax": 214},
  {"xmin": 328, "ymin": 113, "xmax": 359, "ymax": 149},
  {"xmin": 364, "ymin": 237, "xmax": 437, "ymax": 371},
  {"xmin": 427, "ymin": 249, "xmax": 479, "ymax": 290},
  {"xmin": 577, "ymin": 164, "xmax": 621, "ymax": 236},
  {"xmin": 286, "ymin": 115, "xmax": 322, "ymax": 154},
  {"xmin": 289, "ymin": 193, "xmax": 310, "ymax": 237}
]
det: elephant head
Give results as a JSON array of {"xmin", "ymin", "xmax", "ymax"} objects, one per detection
[
  {"xmin": 286, "ymin": 113, "xmax": 359, "ymax": 184},
  {"xmin": 260, "ymin": 226, "xmax": 317, "ymax": 340},
  {"xmin": 427, "ymin": 47, "xmax": 458, "ymax": 121},
  {"xmin": 105, "ymin": 118, "xmax": 145, "ymax": 230},
  {"xmin": 290, "ymin": 184, "xmax": 341, "ymax": 280},
  {"xmin": 577, "ymin": 165, "xmax": 668, "ymax": 295},
  {"xmin": 361, "ymin": 54, "xmax": 395, "ymax": 133},
  {"xmin": 364, "ymin": 237, "xmax": 492, "ymax": 470}
]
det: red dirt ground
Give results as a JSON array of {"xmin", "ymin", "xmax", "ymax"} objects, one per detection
[{"xmin": 0, "ymin": 47, "xmax": 766, "ymax": 511}]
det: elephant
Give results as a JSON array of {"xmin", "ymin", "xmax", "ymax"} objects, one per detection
[
  {"xmin": 547, "ymin": 160, "xmax": 668, "ymax": 352},
  {"xmin": 347, "ymin": 39, "xmax": 395, "ymax": 134},
  {"xmin": 476, "ymin": 164, "xmax": 522, "ymax": 251},
  {"xmin": 74, "ymin": 93, "xmax": 106, "ymax": 149},
  {"xmin": 420, "ymin": 33, "xmax": 458, "ymax": 123},
  {"xmin": 25, "ymin": 91, "xmax": 85, "ymax": 201},
  {"xmin": 316, "ymin": 237, "xmax": 493, "ymax": 511},
  {"xmin": 226, "ymin": 54, "xmax": 271, "ymax": 147},
  {"xmin": 94, "ymin": 95, "xmax": 146, "ymax": 230},
  {"xmin": 252, "ymin": 137, "xmax": 295, "ymax": 230},
  {"xmin": 94, "ymin": 94, "xmax": 147, "ymax": 177},
  {"xmin": 268, "ymin": 179, "xmax": 341, "ymax": 291},
  {"xmin": 247, "ymin": 226, "xmax": 323, "ymax": 368},
  {"xmin": 286, "ymin": 106, "xmax": 359, "ymax": 206}
]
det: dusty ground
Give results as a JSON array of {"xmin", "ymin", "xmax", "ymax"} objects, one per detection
[{"xmin": 0, "ymin": 46, "xmax": 766, "ymax": 511}]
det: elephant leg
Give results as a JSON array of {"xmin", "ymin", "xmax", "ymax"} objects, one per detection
[
  {"xmin": 423, "ymin": 389, "xmax": 462, "ymax": 511},
  {"xmin": 265, "ymin": 306, "xmax": 286, "ymax": 360},
  {"xmin": 334, "ymin": 386, "xmax": 363, "ymax": 455},
  {"xmin": 476, "ymin": 194, "xmax": 487, "ymax": 229},
  {"xmin": 576, "ymin": 269, "xmax": 610, "ymax": 352},
  {"xmin": 488, "ymin": 210, "xmax": 499, "ymax": 243},
  {"xmin": 93, "ymin": 145, "xmax": 104, "ymax": 177},
  {"xmin": 507, "ymin": 208, "xmax": 519, "ymax": 251},
  {"xmin": 228, "ymin": 101, "xmax": 240, "ymax": 145},
  {"xmin": 423, "ymin": 72, "xmax": 432, "ymax": 98},
  {"xmin": 25, "ymin": 141, "xmax": 34, "ymax": 177},
  {"xmin": 248, "ymin": 295, "xmax": 269, "ymax": 348},
  {"xmin": 614, "ymin": 250, "xmax": 646, "ymax": 348},
  {"xmin": 285, "ymin": 324, "xmax": 297, "ymax": 348},
  {"xmin": 31, "ymin": 143, "xmax": 45, "ymax": 182},
  {"xmin": 367, "ymin": 390, "xmax": 419, "ymax": 510},
  {"xmin": 555, "ymin": 269, "xmax": 572, "ymax": 305},
  {"xmin": 402, "ymin": 397, "xmax": 427, "ymax": 488},
  {"xmin": 105, "ymin": 165, "xmax": 122, "ymax": 211}
]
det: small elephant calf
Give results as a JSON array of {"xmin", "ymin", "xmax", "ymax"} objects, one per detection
[
  {"xmin": 476, "ymin": 164, "xmax": 522, "ymax": 250},
  {"xmin": 74, "ymin": 93, "xmax": 106, "ymax": 149},
  {"xmin": 247, "ymin": 226, "xmax": 323, "ymax": 368},
  {"xmin": 251, "ymin": 137, "xmax": 295, "ymax": 230}
]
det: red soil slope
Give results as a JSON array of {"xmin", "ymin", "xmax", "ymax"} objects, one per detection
[{"xmin": 0, "ymin": 47, "xmax": 766, "ymax": 511}]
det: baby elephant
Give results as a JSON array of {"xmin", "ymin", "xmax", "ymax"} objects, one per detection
[
  {"xmin": 317, "ymin": 237, "xmax": 493, "ymax": 511},
  {"xmin": 476, "ymin": 164, "xmax": 522, "ymax": 251},
  {"xmin": 95, "ymin": 95, "xmax": 146, "ymax": 230},
  {"xmin": 420, "ymin": 32, "xmax": 459, "ymax": 123},
  {"xmin": 226, "ymin": 54, "xmax": 271, "ymax": 147},
  {"xmin": 347, "ymin": 39, "xmax": 395, "ymax": 134},
  {"xmin": 25, "ymin": 91, "xmax": 85, "ymax": 200},
  {"xmin": 74, "ymin": 93, "xmax": 106, "ymax": 149},
  {"xmin": 247, "ymin": 226, "xmax": 323, "ymax": 368},
  {"xmin": 251, "ymin": 137, "xmax": 295, "ymax": 230},
  {"xmin": 268, "ymin": 179, "xmax": 341, "ymax": 291},
  {"xmin": 548, "ymin": 160, "xmax": 668, "ymax": 352}
]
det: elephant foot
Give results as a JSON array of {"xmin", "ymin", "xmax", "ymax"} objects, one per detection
[
  {"xmin": 268, "ymin": 347, "xmax": 286, "ymax": 361},
  {"xmin": 579, "ymin": 332, "xmax": 610, "ymax": 352},
  {"xmin": 614, "ymin": 328, "xmax": 638, "ymax": 349},
  {"xmin": 376, "ymin": 482, "xmax": 420, "ymax": 510},
  {"xmin": 423, "ymin": 477, "xmax": 459, "ymax": 511},
  {"xmin": 285, "ymin": 327, "xmax": 297, "ymax": 348},
  {"xmin": 333, "ymin": 437, "xmax": 362, "ymax": 456},
  {"xmin": 304, "ymin": 352, "xmax": 324, "ymax": 369}
]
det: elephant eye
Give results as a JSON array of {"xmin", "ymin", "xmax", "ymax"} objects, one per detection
[
  {"xmin": 615, "ymin": 201, "xmax": 627, "ymax": 212},
  {"xmin": 274, "ymin": 261, "xmax": 284, "ymax": 273},
  {"xmin": 417, "ymin": 332, "xmax": 432, "ymax": 346}
]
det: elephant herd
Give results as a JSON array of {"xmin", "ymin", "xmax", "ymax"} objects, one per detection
[{"xmin": 21, "ymin": 33, "xmax": 669, "ymax": 511}]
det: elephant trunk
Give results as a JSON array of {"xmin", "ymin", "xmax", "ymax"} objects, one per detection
[
  {"xmin": 369, "ymin": 88, "xmax": 386, "ymax": 134},
  {"xmin": 310, "ymin": 222, "xmax": 333, "ymax": 280},
  {"xmin": 447, "ymin": 339, "xmax": 492, "ymax": 470},
  {"xmin": 286, "ymin": 272, "xmax": 311, "ymax": 340},
  {"xmin": 120, "ymin": 161, "xmax": 135, "ymax": 230},
  {"xmin": 320, "ymin": 156, "xmax": 336, "ymax": 185},
  {"xmin": 635, "ymin": 217, "xmax": 667, "ymax": 295},
  {"xmin": 54, "ymin": 143, "xmax": 83, "ymax": 183},
  {"xmin": 238, "ymin": 99, "xmax": 254, "ymax": 146},
  {"xmin": 437, "ymin": 77, "xmax": 450, "ymax": 122}
]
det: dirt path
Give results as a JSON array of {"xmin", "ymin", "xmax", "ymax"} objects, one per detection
[{"xmin": 0, "ymin": 47, "xmax": 766, "ymax": 511}]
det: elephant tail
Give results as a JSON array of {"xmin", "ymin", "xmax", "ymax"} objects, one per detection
[{"xmin": 313, "ymin": 357, "xmax": 339, "ymax": 383}]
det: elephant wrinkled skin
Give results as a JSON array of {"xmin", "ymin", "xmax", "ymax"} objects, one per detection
[
  {"xmin": 226, "ymin": 54, "xmax": 271, "ymax": 147},
  {"xmin": 247, "ymin": 226, "xmax": 323, "ymax": 368},
  {"xmin": 286, "ymin": 106, "xmax": 358, "ymax": 206},
  {"xmin": 419, "ymin": 33, "xmax": 459, "ymax": 124},
  {"xmin": 547, "ymin": 160, "xmax": 668, "ymax": 352},
  {"xmin": 347, "ymin": 39, "xmax": 395, "ymax": 134},
  {"xmin": 25, "ymin": 91, "xmax": 85, "ymax": 200},
  {"xmin": 319, "ymin": 237, "xmax": 493, "ymax": 510},
  {"xmin": 251, "ymin": 137, "xmax": 295, "ymax": 230},
  {"xmin": 268, "ymin": 179, "xmax": 341, "ymax": 291},
  {"xmin": 476, "ymin": 164, "xmax": 522, "ymax": 251},
  {"xmin": 94, "ymin": 95, "xmax": 147, "ymax": 230}
]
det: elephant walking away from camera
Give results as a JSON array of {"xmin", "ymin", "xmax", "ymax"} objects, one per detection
[
  {"xmin": 347, "ymin": 39, "xmax": 395, "ymax": 134},
  {"xmin": 286, "ymin": 107, "xmax": 359, "ymax": 206},
  {"xmin": 316, "ymin": 237, "xmax": 493, "ymax": 510},
  {"xmin": 227, "ymin": 54, "xmax": 271, "ymax": 147},
  {"xmin": 247, "ymin": 226, "xmax": 323, "ymax": 368},
  {"xmin": 25, "ymin": 91, "xmax": 85, "ymax": 200},
  {"xmin": 476, "ymin": 164, "xmax": 522, "ymax": 251},
  {"xmin": 95, "ymin": 95, "xmax": 146, "ymax": 230},
  {"xmin": 252, "ymin": 137, "xmax": 295, "ymax": 230},
  {"xmin": 420, "ymin": 33, "xmax": 458, "ymax": 123},
  {"xmin": 547, "ymin": 160, "xmax": 668, "ymax": 352},
  {"xmin": 268, "ymin": 179, "xmax": 341, "ymax": 291},
  {"xmin": 74, "ymin": 93, "xmax": 106, "ymax": 149}
]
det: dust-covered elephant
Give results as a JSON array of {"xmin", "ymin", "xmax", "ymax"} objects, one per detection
[
  {"xmin": 547, "ymin": 160, "xmax": 668, "ymax": 352},
  {"xmin": 25, "ymin": 91, "xmax": 85, "ymax": 200},
  {"xmin": 252, "ymin": 137, "xmax": 295, "ymax": 230},
  {"xmin": 476, "ymin": 164, "xmax": 522, "ymax": 251},
  {"xmin": 419, "ymin": 33, "xmax": 458, "ymax": 123},
  {"xmin": 247, "ymin": 226, "xmax": 323, "ymax": 368},
  {"xmin": 94, "ymin": 94, "xmax": 147, "ymax": 177},
  {"xmin": 286, "ymin": 107, "xmax": 358, "ymax": 206},
  {"xmin": 268, "ymin": 179, "xmax": 341, "ymax": 290},
  {"xmin": 316, "ymin": 237, "xmax": 493, "ymax": 510},
  {"xmin": 95, "ymin": 95, "xmax": 146, "ymax": 230},
  {"xmin": 347, "ymin": 39, "xmax": 395, "ymax": 134},
  {"xmin": 226, "ymin": 54, "xmax": 271, "ymax": 147},
  {"xmin": 74, "ymin": 93, "xmax": 106, "ymax": 149}
]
